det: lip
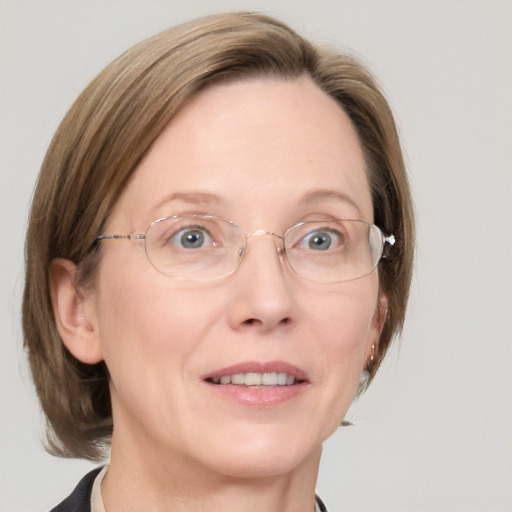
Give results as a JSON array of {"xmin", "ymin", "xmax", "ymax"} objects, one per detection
[{"xmin": 202, "ymin": 360, "xmax": 309, "ymax": 407}]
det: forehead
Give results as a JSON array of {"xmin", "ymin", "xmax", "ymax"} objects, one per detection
[{"xmin": 110, "ymin": 76, "xmax": 372, "ymax": 229}]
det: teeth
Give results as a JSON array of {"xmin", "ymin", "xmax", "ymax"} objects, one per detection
[
  {"xmin": 245, "ymin": 373, "xmax": 261, "ymax": 386},
  {"xmin": 213, "ymin": 372, "xmax": 298, "ymax": 386},
  {"xmin": 262, "ymin": 372, "xmax": 277, "ymax": 385},
  {"xmin": 231, "ymin": 373, "xmax": 245, "ymax": 385},
  {"xmin": 277, "ymin": 372, "xmax": 287, "ymax": 385}
]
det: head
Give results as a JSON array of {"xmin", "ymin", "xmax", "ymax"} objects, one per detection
[{"xmin": 23, "ymin": 12, "xmax": 414, "ymax": 463}]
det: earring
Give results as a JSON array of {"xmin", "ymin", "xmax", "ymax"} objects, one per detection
[{"xmin": 368, "ymin": 343, "xmax": 376, "ymax": 369}]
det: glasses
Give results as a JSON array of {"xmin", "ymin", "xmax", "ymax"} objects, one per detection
[{"xmin": 95, "ymin": 215, "xmax": 395, "ymax": 283}]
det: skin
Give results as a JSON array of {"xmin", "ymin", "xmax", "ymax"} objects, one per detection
[{"xmin": 51, "ymin": 75, "xmax": 386, "ymax": 512}]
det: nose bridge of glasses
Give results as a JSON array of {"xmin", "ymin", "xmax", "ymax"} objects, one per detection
[
  {"xmin": 244, "ymin": 230, "xmax": 286, "ymax": 257},
  {"xmin": 246, "ymin": 229, "xmax": 284, "ymax": 243}
]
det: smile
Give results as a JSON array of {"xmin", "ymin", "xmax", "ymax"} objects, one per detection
[
  {"xmin": 203, "ymin": 362, "xmax": 309, "ymax": 406},
  {"xmin": 208, "ymin": 372, "xmax": 300, "ymax": 386}
]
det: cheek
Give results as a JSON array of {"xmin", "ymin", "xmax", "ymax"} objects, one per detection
[
  {"xmin": 93, "ymin": 256, "xmax": 220, "ymax": 382},
  {"xmin": 308, "ymin": 276, "xmax": 378, "ymax": 355},
  {"xmin": 92, "ymin": 262, "xmax": 231, "ymax": 445},
  {"xmin": 304, "ymin": 277, "xmax": 379, "ymax": 428}
]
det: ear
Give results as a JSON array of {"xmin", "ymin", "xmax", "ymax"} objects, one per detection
[
  {"xmin": 49, "ymin": 258, "xmax": 103, "ymax": 364},
  {"xmin": 366, "ymin": 293, "xmax": 388, "ymax": 360}
]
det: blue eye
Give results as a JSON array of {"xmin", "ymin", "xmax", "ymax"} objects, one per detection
[
  {"xmin": 308, "ymin": 232, "xmax": 331, "ymax": 250},
  {"xmin": 298, "ymin": 230, "xmax": 341, "ymax": 251},
  {"xmin": 170, "ymin": 226, "xmax": 213, "ymax": 249}
]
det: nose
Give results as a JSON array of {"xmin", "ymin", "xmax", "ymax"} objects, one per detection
[{"xmin": 227, "ymin": 231, "xmax": 296, "ymax": 334}]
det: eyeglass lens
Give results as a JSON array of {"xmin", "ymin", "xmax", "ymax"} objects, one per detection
[{"xmin": 144, "ymin": 215, "xmax": 385, "ymax": 283}]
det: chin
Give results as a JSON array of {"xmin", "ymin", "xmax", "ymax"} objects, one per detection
[
  {"xmin": 213, "ymin": 451, "xmax": 319, "ymax": 480},
  {"xmin": 196, "ymin": 428, "xmax": 324, "ymax": 479}
]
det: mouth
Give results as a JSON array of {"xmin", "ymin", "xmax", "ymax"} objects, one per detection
[
  {"xmin": 202, "ymin": 361, "xmax": 308, "ymax": 405},
  {"xmin": 206, "ymin": 372, "xmax": 303, "ymax": 387}
]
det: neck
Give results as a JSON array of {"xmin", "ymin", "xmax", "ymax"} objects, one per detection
[{"xmin": 102, "ymin": 431, "xmax": 322, "ymax": 512}]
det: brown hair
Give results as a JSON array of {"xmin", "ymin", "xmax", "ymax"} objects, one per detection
[{"xmin": 23, "ymin": 11, "xmax": 414, "ymax": 461}]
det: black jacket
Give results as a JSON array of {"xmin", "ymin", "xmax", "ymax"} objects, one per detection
[
  {"xmin": 50, "ymin": 468, "xmax": 101, "ymax": 512},
  {"xmin": 49, "ymin": 467, "xmax": 328, "ymax": 512}
]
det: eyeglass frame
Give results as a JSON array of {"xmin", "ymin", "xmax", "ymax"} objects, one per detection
[{"xmin": 94, "ymin": 214, "xmax": 396, "ymax": 283}]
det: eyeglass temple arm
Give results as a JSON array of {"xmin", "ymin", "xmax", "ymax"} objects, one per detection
[{"xmin": 95, "ymin": 234, "xmax": 146, "ymax": 241}]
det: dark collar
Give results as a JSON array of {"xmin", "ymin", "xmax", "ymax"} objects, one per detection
[{"xmin": 49, "ymin": 467, "xmax": 102, "ymax": 512}]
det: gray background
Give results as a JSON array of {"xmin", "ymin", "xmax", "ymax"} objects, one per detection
[{"xmin": 1, "ymin": 1, "xmax": 511, "ymax": 511}]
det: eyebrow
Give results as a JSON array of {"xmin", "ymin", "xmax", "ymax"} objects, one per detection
[
  {"xmin": 298, "ymin": 189, "xmax": 362, "ymax": 215},
  {"xmin": 153, "ymin": 191, "xmax": 224, "ymax": 211}
]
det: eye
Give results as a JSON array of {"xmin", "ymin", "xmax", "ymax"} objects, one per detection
[
  {"xmin": 297, "ymin": 229, "xmax": 342, "ymax": 251},
  {"xmin": 169, "ymin": 225, "xmax": 214, "ymax": 249}
]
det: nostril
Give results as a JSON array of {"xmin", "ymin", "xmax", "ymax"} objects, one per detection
[{"xmin": 241, "ymin": 316, "xmax": 291, "ymax": 330}]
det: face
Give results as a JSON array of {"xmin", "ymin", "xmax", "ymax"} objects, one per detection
[{"xmin": 87, "ymin": 76, "xmax": 383, "ymax": 479}]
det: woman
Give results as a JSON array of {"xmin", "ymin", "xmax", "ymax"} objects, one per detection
[{"xmin": 23, "ymin": 11, "xmax": 414, "ymax": 512}]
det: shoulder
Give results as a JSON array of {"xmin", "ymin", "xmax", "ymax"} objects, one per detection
[
  {"xmin": 49, "ymin": 467, "xmax": 102, "ymax": 512},
  {"xmin": 315, "ymin": 494, "xmax": 328, "ymax": 512}
]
